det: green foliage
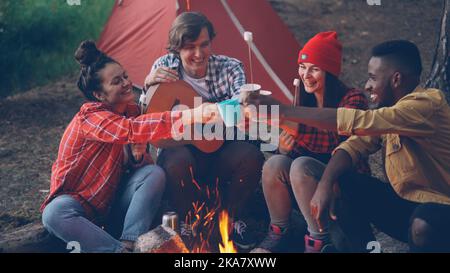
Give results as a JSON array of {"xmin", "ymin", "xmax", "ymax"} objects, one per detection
[{"xmin": 0, "ymin": 0, "xmax": 115, "ymax": 97}]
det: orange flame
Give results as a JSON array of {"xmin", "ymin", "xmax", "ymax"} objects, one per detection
[
  {"xmin": 219, "ymin": 210, "xmax": 237, "ymax": 253},
  {"xmin": 183, "ymin": 177, "xmax": 237, "ymax": 253}
]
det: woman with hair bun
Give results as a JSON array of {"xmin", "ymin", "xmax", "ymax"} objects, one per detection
[{"xmin": 40, "ymin": 40, "xmax": 217, "ymax": 252}]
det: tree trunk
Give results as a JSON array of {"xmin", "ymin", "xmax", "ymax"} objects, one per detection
[{"xmin": 425, "ymin": 0, "xmax": 450, "ymax": 102}]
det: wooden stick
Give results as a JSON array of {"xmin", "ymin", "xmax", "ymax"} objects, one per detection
[{"xmin": 293, "ymin": 78, "xmax": 300, "ymax": 106}]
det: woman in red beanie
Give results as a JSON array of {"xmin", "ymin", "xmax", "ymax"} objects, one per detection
[{"xmin": 251, "ymin": 31, "xmax": 369, "ymax": 253}]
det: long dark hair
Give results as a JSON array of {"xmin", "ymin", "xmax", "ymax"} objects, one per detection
[
  {"xmin": 298, "ymin": 72, "xmax": 349, "ymax": 108},
  {"xmin": 74, "ymin": 40, "xmax": 117, "ymax": 101}
]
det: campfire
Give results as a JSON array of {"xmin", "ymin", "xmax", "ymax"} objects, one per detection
[
  {"xmin": 134, "ymin": 169, "xmax": 240, "ymax": 253},
  {"xmin": 183, "ymin": 205, "xmax": 237, "ymax": 253},
  {"xmin": 181, "ymin": 169, "xmax": 238, "ymax": 253}
]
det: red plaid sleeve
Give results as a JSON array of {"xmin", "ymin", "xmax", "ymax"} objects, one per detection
[
  {"xmin": 338, "ymin": 89, "xmax": 369, "ymax": 110},
  {"xmin": 78, "ymin": 102, "xmax": 181, "ymax": 144},
  {"xmin": 291, "ymin": 89, "xmax": 368, "ymax": 155}
]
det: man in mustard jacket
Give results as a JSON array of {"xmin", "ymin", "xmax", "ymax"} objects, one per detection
[{"xmin": 242, "ymin": 40, "xmax": 450, "ymax": 252}]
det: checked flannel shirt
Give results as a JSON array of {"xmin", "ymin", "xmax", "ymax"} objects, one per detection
[
  {"xmin": 150, "ymin": 53, "xmax": 246, "ymax": 102},
  {"xmin": 289, "ymin": 89, "xmax": 369, "ymax": 161},
  {"xmin": 40, "ymin": 102, "xmax": 182, "ymax": 222}
]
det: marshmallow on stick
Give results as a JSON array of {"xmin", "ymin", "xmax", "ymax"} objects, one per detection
[
  {"xmin": 244, "ymin": 31, "xmax": 254, "ymax": 84},
  {"xmin": 244, "ymin": 31, "xmax": 253, "ymax": 42},
  {"xmin": 293, "ymin": 78, "xmax": 300, "ymax": 106}
]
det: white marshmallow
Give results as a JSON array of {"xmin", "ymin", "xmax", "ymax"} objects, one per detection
[
  {"xmin": 293, "ymin": 78, "xmax": 301, "ymax": 87},
  {"xmin": 244, "ymin": 31, "xmax": 253, "ymax": 42},
  {"xmin": 139, "ymin": 93, "xmax": 146, "ymax": 104}
]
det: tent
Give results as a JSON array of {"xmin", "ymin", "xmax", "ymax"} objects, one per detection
[{"xmin": 98, "ymin": 0, "xmax": 300, "ymax": 104}]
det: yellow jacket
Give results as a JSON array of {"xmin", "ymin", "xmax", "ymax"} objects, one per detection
[{"xmin": 336, "ymin": 87, "xmax": 450, "ymax": 204}]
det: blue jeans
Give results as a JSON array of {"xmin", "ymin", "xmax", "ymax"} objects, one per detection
[{"xmin": 42, "ymin": 165, "xmax": 166, "ymax": 253}]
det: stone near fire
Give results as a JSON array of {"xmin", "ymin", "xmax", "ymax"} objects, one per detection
[{"xmin": 134, "ymin": 225, "xmax": 189, "ymax": 253}]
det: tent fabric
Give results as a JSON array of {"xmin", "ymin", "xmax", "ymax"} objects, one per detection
[
  {"xmin": 98, "ymin": 0, "xmax": 300, "ymax": 104},
  {"xmin": 97, "ymin": 1, "xmax": 177, "ymax": 86}
]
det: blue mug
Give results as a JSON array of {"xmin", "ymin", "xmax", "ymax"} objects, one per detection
[{"xmin": 217, "ymin": 98, "xmax": 242, "ymax": 127}]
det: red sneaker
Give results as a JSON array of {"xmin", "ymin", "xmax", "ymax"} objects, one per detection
[{"xmin": 304, "ymin": 234, "xmax": 337, "ymax": 253}]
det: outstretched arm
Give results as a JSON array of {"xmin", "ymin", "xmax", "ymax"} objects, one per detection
[
  {"xmin": 281, "ymin": 106, "xmax": 338, "ymax": 131},
  {"xmin": 241, "ymin": 90, "xmax": 338, "ymax": 131}
]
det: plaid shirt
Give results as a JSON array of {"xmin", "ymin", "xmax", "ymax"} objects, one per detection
[
  {"xmin": 151, "ymin": 53, "xmax": 246, "ymax": 102},
  {"xmin": 289, "ymin": 89, "xmax": 368, "ymax": 159},
  {"xmin": 40, "ymin": 102, "xmax": 181, "ymax": 222}
]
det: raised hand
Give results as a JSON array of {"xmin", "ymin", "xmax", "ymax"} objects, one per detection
[
  {"xmin": 182, "ymin": 103, "xmax": 220, "ymax": 125},
  {"xmin": 144, "ymin": 66, "xmax": 179, "ymax": 88},
  {"xmin": 239, "ymin": 90, "xmax": 282, "ymax": 108},
  {"xmin": 130, "ymin": 143, "xmax": 147, "ymax": 163},
  {"xmin": 278, "ymin": 130, "xmax": 296, "ymax": 154},
  {"xmin": 199, "ymin": 103, "xmax": 221, "ymax": 124}
]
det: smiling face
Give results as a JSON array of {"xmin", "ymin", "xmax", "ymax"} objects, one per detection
[
  {"xmin": 94, "ymin": 62, "xmax": 135, "ymax": 109},
  {"xmin": 179, "ymin": 27, "xmax": 212, "ymax": 78},
  {"xmin": 298, "ymin": 62, "xmax": 326, "ymax": 96},
  {"xmin": 365, "ymin": 57, "xmax": 397, "ymax": 108}
]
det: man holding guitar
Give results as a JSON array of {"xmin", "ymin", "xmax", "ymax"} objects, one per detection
[{"xmin": 144, "ymin": 12, "xmax": 265, "ymax": 249}]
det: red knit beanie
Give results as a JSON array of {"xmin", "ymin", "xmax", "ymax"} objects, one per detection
[{"xmin": 297, "ymin": 31, "xmax": 342, "ymax": 77}]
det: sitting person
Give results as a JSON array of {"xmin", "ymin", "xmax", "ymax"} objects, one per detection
[
  {"xmin": 243, "ymin": 40, "xmax": 450, "ymax": 253},
  {"xmin": 251, "ymin": 31, "xmax": 368, "ymax": 253},
  {"xmin": 144, "ymin": 12, "xmax": 265, "ymax": 249},
  {"xmin": 41, "ymin": 40, "xmax": 217, "ymax": 253}
]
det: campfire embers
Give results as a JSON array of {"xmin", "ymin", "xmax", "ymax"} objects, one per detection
[
  {"xmin": 182, "ymin": 183, "xmax": 229, "ymax": 253},
  {"xmin": 136, "ymin": 166, "xmax": 239, "ymax": 253},
  {"xmin": 183, "ymin": 199, "xmax": 219, "ymax": 253},
  {"xmin": 135, "ymin": 207, "xmax": 237, "ymax": 253}
]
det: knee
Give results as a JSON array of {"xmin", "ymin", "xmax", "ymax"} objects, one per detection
[
  {"xmin": 141, "ymin": 165, "xmax": 166, "ymax": 191},
  {"xmin": 42, "ymin": 195, "xmax": 79, "ymax": 232},
  {"xmin": 409, "ymin": 218, "xmax": 434, "ymax": 250},
  {"xmin": 42, "ymin": 205, "xmax": 59, "ymax": 231},
  {"xmin": 289, "ymin": 156, "xmax": 321, "ymax": 186},
  {"xmin": 234, "ymin": 143, "xmax": 265, "ymax": 170},
  {"xmin": 247, "ymin": 145, "xmax": 265, "ymax": 168},
  {"xmin": 262, "ymin": 154, "xmax": 291, "ymax": 185},
  {"xmin": 158, "ymin": 147, "xmax": 194, "ymax": 176}
]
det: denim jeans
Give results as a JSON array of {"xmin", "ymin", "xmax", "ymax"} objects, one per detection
[{"xmin": 42, "ymin": 165, "xmax": 166, "ymax": 253}]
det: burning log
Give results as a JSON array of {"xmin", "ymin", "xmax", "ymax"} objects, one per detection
[{"xmin": 134, "ymin": 225, "xmax": 189, "ymax": 253}]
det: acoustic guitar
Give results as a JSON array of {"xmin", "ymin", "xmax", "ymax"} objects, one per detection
[{"xmin": 140, "ymin": 80, "xmax": 224, "ymax": 153}]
